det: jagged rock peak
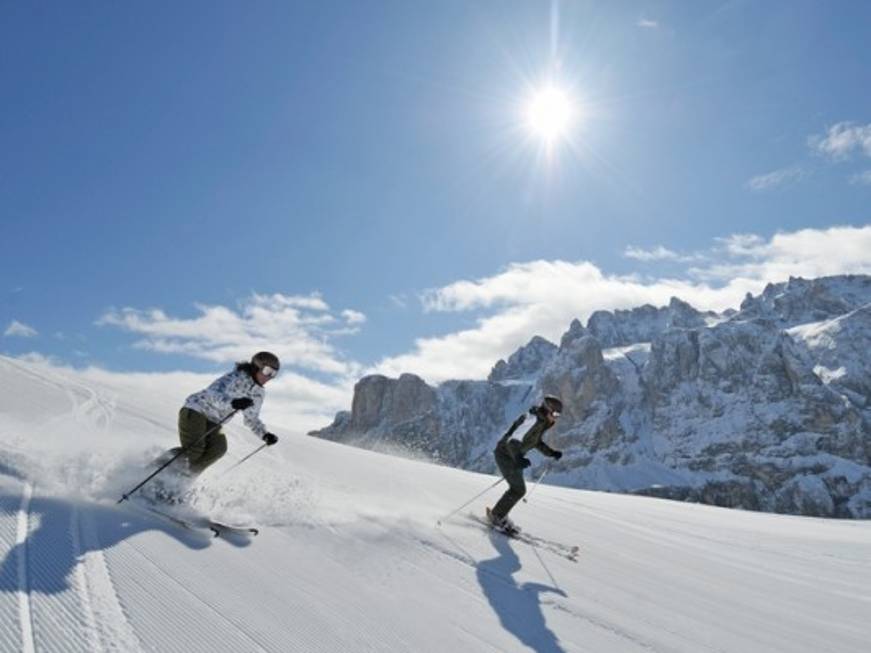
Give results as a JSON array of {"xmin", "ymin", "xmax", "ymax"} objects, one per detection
[
  {"xmin": 736, "ymin": 274, "xmax": 871, "ymax": 326},
  {"xmin": 559, "ymin": 297, "xmax": 712, "ymax": 350},
  {"xmin": 489, "ymin": 335, "xmax": 558, "ymax": 382},
  {"xmin": 348, "ymin": 373, "xmax": 437, "ymax": 430}
]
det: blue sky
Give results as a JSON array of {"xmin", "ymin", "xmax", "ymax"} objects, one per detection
[{"xmin": 3, "ymin": 1, "xmax": 871, "ymax": 397}]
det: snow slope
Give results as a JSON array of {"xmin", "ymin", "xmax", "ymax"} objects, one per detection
[{"xmin": 0, "ymin": 355, "xmax": 869, "ymax": 652}]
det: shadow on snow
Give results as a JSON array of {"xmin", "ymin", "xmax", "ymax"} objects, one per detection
[
  {"xmin": 0, "ymin": 488, "xmax": 246, "ymax": 597},
  {"xmin": 476, "ymin": 530, "xmax": 568, "ymax": 653}
]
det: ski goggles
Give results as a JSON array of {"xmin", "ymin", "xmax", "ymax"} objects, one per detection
[{"xmin": 259, "ymin": 365, "xmax": 279, "ymax": 379}]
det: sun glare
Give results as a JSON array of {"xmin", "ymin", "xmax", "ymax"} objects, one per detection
[{"xmin": 526, "ymin": 85, "xmax": 575, "ymax": 144}]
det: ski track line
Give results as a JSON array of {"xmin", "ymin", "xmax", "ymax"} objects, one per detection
[
  {"xmin": 68, "ymin": 506, "xmax": 103, "ymax": 653},
  {"xmin": 260, "ymin": 525, "xmax": 419, "ymax": 652},
  {"xmin": 64, "ymin": 383, "xmax": 116, "ymax": 432},
  {"xmin": 0, "ymin": 487, "xmax": 21, "ymax": 652},
  {"xmin": 422, "ymin": 529, "xmax": 662, "ymax": 653},
  {"xmin": 567, "ymin": 500, "xmax": 868, "ymax": 599},
  {"xmin": 72, "ymin": 505, "xmax": 144, "ymax": 653},
  {"xmin": 119, "ymin": 541, "xmax": 271, "ymax": 652},
  {"xmin": 15, "ymin": 482, "xmax": 35, "ymax": 653},
  {"xmin": 26, "ymin": 494, "xmax": 107, "ymax": 653}
]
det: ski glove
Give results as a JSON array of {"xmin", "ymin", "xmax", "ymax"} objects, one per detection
[
  {"xmin": 552, "ymin": 450, "xmax": 563, "ymax": 461},
  {"xmin": 262, "ymin": 432, "xmax": 278, "ymax": 446},
  {"xmin": 511, "ymin": 413, "xmax": 527, "ymax": 429},
  {"xmin": 231, "ymin": 397, "xmax": 254, "ymax": 410},
  {"xmin": 519, "ymin": 457, "xmax": 532, "ymax": 469}
]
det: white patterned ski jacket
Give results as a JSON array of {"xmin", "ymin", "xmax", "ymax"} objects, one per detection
[{"xmin": 184, "ymin": 369, "xmax": 268, "ymax": 437}]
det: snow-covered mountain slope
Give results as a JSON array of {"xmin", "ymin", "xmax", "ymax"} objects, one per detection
[
  {"xmin": 313, "ymin": 275, "xmax": 871, "ymax": 518},
  {"xmin": 1, "ymin": 355, "xmax": 870, "ymax": 652}
]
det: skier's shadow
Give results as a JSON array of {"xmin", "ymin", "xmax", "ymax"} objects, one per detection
[
  {"xmin": 0, "ymin": 490, "xmax": 223, "ymax": 596},
  {"xmin": 476, "ymin": 531, "xmax": 568, "ymax": 653}
]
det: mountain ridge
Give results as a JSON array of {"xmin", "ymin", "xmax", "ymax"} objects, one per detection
[{"xmin": 312, "ymin": 275, "xmax": 871, "ymax": 518}]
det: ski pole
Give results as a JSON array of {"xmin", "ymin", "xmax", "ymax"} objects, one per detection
[
  {"xmin": 117, "ymin": 409, "xmax": 238, "ymax": 504},
  {"xmin": 220, "ymin": 442, "xmax": 269, "ymax": 477},
  {"xmin": 522, "ymin": 462, "xmax": 552, "ymax": 503},
  {"xmin": 436, "ymin": 477, "xmax": 504, "ymax": 526}
]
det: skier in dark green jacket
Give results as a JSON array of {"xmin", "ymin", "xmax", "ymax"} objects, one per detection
[{"xmin": 488, "ymin": 395, "xmax": 564, "ymax": 532}]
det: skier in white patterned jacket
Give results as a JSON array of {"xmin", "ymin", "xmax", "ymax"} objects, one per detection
[{"xmin": 173, "ymin": 351, "xmax": 280, "ymax": 476}]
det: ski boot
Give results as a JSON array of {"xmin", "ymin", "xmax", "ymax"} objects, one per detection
[{"xmin": 486, "ymin": 507, "xmax": 519, "ymax": 535}]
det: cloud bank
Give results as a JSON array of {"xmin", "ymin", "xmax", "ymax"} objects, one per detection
[
  {"xmin": 372, "ymin": 225, "xmax": 871, "ymax": 383},
  {"xmin": 98, "ymin": 293, "xmax": 363, "ymax": 378}
]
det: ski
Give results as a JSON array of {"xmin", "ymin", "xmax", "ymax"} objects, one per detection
[
  {"xmin": 130, "ymin": 503, "xmax": 211, "ymax": 534},
  {"xmin": 470, "ymin": 512, "xmax": 580, "ymax": 563},
  {"xmin": 205, "ymin": 520, "xmax": 259, "ymax": 537},
  {"xmin": 130, "ymin": 503, "xmax": 259, "ymax": 539}
]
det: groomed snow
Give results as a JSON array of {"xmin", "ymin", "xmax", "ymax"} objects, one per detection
[{"xmin": 1, "ymin": 355, "xmax": 869, "ymax": 652}]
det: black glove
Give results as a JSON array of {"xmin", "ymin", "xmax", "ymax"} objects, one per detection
[
  {"xmin": 262, "ymin": 432, "xmax": 278, "ymax": 446},
  {"xmin": 231, "ymin": 397, "xmax": 254, "ymax": 410},
  {"xmin": 519, "ymin": 457, "xmax": 532, "ymax": 469},
  {"xmin": 552, "ymin": 450, "xmax": 563, "ymax": 461},
  {"xmin": 512, "ymin": 414, "xmax": 527, "ymax": 429}
]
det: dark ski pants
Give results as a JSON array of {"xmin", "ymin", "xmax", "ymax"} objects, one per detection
[
  {"xmin": 491, "ymin": 442, "xmax": 526, "ymax": 520},
  {"xmin": 177, "ymin": 407, "xmax": 227, "ymax": 474}
]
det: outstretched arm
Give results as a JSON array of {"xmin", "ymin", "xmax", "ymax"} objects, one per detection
[
  {"xmin": 536, "ymin": 440, "xmax": 561, "ymax": 458},
  {"xmin": 499, "ymin": 413, "xmax": 527, "ymax": 443},
  {"xmin": 241, "ymin": 394, "xmax": 268, "ymax": 438}
]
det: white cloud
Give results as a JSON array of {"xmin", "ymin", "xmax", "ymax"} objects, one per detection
[
  {"xmin": 849, "ymin": 170, "xmax": 871, "ymax": 186},
  {"xmin": 624, "ymin": 245, "xmax": 680, "ymax": 261},
  {"xmin": 694, "ymin": 226, "xmax": 871, "ymax": 282},
  {"xmin": 4, "ymin": 320, "xmax": 38, "ymax": 338},
  {"xmin": 624, "ymin": 245, "xmax": 701, "ymax": 263},
  {"xmin": 98, "ymin": 292, "xmax": 360, "ymax": 378},
  {"xmin": 716, "ymin": 233, "xmax": 766, "ymax": 257},
  {"xmin": 373, "ymin": 225, "xmax": 871, "ymax": 384},
  {"xmin": 637, "ymin": 18, "xmax": 659, "ymax": 28},
  {"xmin": 809, "ymin": 122, "xmax": 871, "ymax": 161},
  {"xmin": 341, "ymin": 309, "xmax": 367, "ymax": 325},
  {"xmin": 14, "ymin": 352, "xmax": 60, "ymax": 365},
  {"xmin": 746, "ymin": 166, "xmax": 805, "ymax": 191}
]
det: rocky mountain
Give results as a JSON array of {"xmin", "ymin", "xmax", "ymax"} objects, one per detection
[
  {"xmin": 489, "ymin": 336, "xmax": 558, "ymax": 383},
  {"xmin": 311, "ymin": 275, "xmax": 871, "ymax": 518}
]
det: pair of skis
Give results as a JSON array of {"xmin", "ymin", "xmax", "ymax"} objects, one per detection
[
  {"xmin": 473, "ymin": 509, "xmax": 580, "ymax": 563},
  {"xmin": 133, "ymin": 503, "xmax": 259, "ymax": 539}
]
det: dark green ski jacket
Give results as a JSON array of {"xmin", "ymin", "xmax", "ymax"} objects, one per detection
[{"xmin": 498, "ymin": 414, "xmax": 559, "ymax": 462}]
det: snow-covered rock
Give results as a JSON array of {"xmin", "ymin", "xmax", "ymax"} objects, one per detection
[
  {"xmin": 313, "ymin": 372, "xmax": 533, "ymax": 467},
  {"xmin": 488, "ymin": 336, "xmax": 557, "ymax": 383},
  {"xmin": 735, "ymin": 275, "xmax": 871, "ymax": 327},
  {"xmin": 312, "ymin": 275, "xmax": 871, "ymax": 518},
  {"xmin": 559, "ymin": 297, "xmax": 713, "ymax": 350}
]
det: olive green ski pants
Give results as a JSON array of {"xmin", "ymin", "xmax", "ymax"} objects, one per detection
[
  {"xmin": 491, "ymin": 441, "xmax": 527, "ymax": 520},
  {"xmin": 178, "ymin": 407, "xmax": 227, "ymax": 474}
]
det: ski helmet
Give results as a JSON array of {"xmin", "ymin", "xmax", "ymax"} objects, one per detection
[
  {"xmin": 542, "ymin": 395, "xmax": 563, "ymax": 415},
  {"xmin": 251, "ymin": 351, "xmax": 280, "ymax": 377}
]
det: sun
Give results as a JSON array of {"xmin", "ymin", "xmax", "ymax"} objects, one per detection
[{"xmin": 525, "ymin": 85, "xmax": 575, "ymax": 145}]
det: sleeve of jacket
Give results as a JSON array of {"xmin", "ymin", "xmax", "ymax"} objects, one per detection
[
  {"xmin": 536, "ymin": 440, "xmax": 559, "ymax": 458},
  {"xmin": 241, "ymin": 393, "xmax": 268, "ymax": 437},
  {"xmin": 530, "ymin": 418, "xmax": 558, "ymax": 457},
  {"xmin": 498, "ymin": 415, "xmax": 526, "ymax": 444}
]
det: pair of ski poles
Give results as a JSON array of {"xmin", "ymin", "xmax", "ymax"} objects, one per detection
[
  {"xmin": 117, "ymin": 409, "xmax": 269, "ymax": 504},
  {"xmin": 436, "ymin": 461, "xmax": 553, "ymax": 526}
]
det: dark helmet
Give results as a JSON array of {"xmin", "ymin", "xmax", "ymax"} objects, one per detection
[
  {"xmin": 542, "ymin": 395, "xmax": 563, "ymax": 415},
  {"xmin": 251, "ymin": 351, "xmax": 280, "ymax": 374}
]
